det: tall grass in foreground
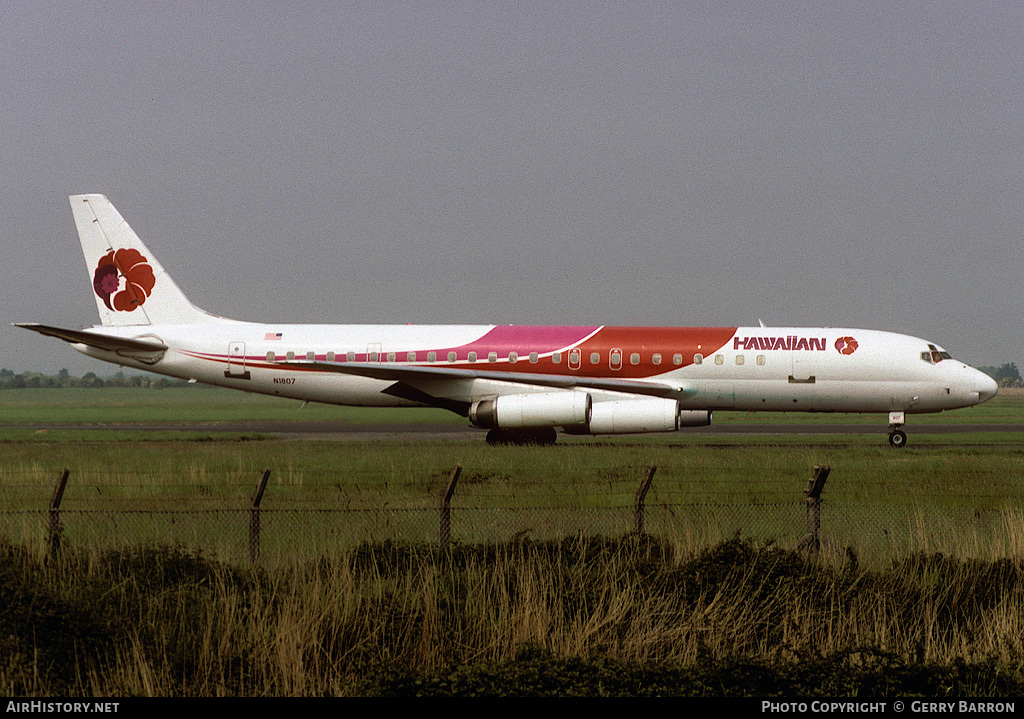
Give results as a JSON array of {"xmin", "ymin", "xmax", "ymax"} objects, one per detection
[{"xmin": 2, "ymin": 535, "xmax": 1022, "ymax": 696}]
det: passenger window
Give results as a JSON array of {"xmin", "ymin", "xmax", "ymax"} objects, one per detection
[
  {"xmin": 447, "ymin": 351, "xmax": 457, "ymax": 362},
  {"xmin": 552, "ymin": 352, "xmax": 562, "ymax": 364},
  {"xmin": 468, "ymin": 351, "xmax": 477, "ymax": 363},
  {"xmin": 673, "ymin": 353, "xmax": 683, "ymax": 365},
  {"xmin": 286, "ymin": 351, "xmax": 295, "ymax": 361},
  {"xmin": 305, "ymin": 351, "xmax": 314, "ymax": 361},
  {"xmin": 736, "ymin": 355, "xmax": 744, "ymax": 365},
  {"xmin": 715, "ymin": 355, "xmax": 724, "ymax": 365},
  {"xmin": 590, "ymin": 352, "xmax": 600, "ymax": 365},
  {"xmin": 346, "ymin": 352, "xmax": 355, "ymax": 362},
  {"xmin": 368, "ymin": 351, "xmax": 378, "ymax": 362},
  {"xmin": 266, "ymin": 351, "xmax": 275, "ymax": 362},
  {"xmin": 488, "ymin": 352, "xmax": 497, "ymax": 363},
  {"xmin": 387, "ymin": 352, "xmax": 396, "ymax": 362},
  {"xmin": 693, "ymin": 354, "xmax": 703, "ymax": 365},
  {"xmin": 427, "ymin": 351, "xmax": 436, "ymax": 363},
  {"xmin": 509, "ymin": 352, "xmax": 518, "ymax": 363},
  {"xmin": 652, "ymin": 353, "xmax": 661, "ymax": 365},
  {"xmin": 630, "ymin": 353, "xmax": 640, "ymax": 365},
  {"xmin": 529, "ymin": 352, "xmax": 538, "ymax": 363},
  {"xmin": 407, "ymin": 352, "xmax": 416, "ymax": 362},
  {"xmin": 326, "ymin": 351, "xmax": 335, "ymax": 362},
  {"xmin": 756, "ymin": 355, "xmax": 766, "ymax": 366}
]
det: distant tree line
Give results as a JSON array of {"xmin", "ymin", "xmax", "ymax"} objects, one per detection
[
  {"xmin": 977, "ymin": 363, "xmax": 1022, "ymax": 387},
  {"xmin": 0, "ymin": 368, "xmax": 201, "ymax": 390}
]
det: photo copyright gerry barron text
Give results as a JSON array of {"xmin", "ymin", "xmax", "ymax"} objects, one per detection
[{"xmin": 762, "ymin": 701, "xmax": 1015, "ymax": 713}]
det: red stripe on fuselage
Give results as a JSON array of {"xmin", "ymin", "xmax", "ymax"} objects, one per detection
[{"xmin": 438, "ymin": 326, "xmax": 738, "ymax": 379}]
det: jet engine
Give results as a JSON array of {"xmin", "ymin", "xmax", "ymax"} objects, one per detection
[
  {"xmin": 469, "ymin": 392, "xmax": 592, "ymax": 429},
  {"xmin": 568, "ymin": 398, "xmax": 712, "ymax": 435}
]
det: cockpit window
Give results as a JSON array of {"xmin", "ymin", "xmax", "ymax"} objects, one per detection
[{"xmin": 921, "ymin": 347, "xmax": 953, "ymax": 364}]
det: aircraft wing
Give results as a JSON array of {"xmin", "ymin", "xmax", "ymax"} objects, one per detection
[
  {"xmin": 279, "ymin": 359, "xmax": 696, "ymax": 401},
  {"xmin": 13, "ymin": 323, "xmax": 168, "ymax": 362}
]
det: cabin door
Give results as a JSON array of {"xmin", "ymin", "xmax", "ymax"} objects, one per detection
[
  {"xmin": 568, "ymin": 348, "xmax": 582, "ymax": 371},
  {"xmin": 226, "ymin": 342, "xmax": 251, "ymax": 379}
]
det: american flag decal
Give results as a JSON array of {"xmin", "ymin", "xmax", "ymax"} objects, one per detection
[{"xmin": 265, "ymin": 332, "xmax": 282, "ymax": 340}]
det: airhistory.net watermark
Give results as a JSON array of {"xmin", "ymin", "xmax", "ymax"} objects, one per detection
[{"xmin": 6, "ymin": 702, "xmax": 119, "ymax": 714}]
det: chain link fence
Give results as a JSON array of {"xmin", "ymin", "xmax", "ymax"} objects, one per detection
[
  {"xmin": 2, "ymin": 499, "xmax": 1021, "ymax": 567},
  {"xmin": 2, "ymin": 465, "xmax": 1022, "ymax": 565}
]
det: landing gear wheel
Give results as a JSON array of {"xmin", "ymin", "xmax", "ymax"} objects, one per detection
[
  {"xmin": 888, "ymin": 429, "xmax": 907, "ymax": 448},
  {"xmin": 518, "ymin": 427, "xmax": 557, "ymax": 446},
  {"xmin": 485, "ymin": 427, "xmax": 557, "ymax": 446},
  {"xmin": 486, "ymin": 428, "xmax": 513, "ymax": 446}
]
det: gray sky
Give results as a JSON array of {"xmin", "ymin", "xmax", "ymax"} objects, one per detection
[{"xmin": 3, "ymin": 1, "xmax": 1021, "ymax": 374}]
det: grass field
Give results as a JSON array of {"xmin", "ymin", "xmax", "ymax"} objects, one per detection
[
  {"xmin": 2, "ymin": 385, "xmax": 1020, "ymax": 425},
  {"xmin": 0, "ymin": 386, "xmax": 465, "ymax": 425},
  {"xmin": 2, "ymin": 388, "xmax": 1023, "ymax": 696},
  {"xmin": 1, "ymin": 387, "xmax": 1022, "ymax": 562},
  {"xmin": 2, "ymin": 388, "xmax": 1021, "ymax": 508}
]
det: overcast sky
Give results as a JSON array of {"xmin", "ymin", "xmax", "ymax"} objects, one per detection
[{"xmin": 3, "ymin": 1, "xmax": 1021, "ymax": 374}]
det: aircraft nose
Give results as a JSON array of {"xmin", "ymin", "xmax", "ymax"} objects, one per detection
[{"xmin": 974, "ymin": 370, "xmax": 998, "ymax": 403}]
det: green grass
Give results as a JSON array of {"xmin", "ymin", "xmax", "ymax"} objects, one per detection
[
  {"xmin": 1, "ymin": 435, "xmax": 1022, "ymax": 507},
  {"xmin": 1, "ymin": 388, "xmax": 1022, "ymax": 563},
  {"xmin": 2, "ymin": 386, "xmax": 1020, "ymax": 425},
  {"xmin": 0, "ymin": 435, "xmax": 1021, "ymax": 566},
  {"xmin": 0, "ymin": 386, "xmax": 462, "ymax": 425}
]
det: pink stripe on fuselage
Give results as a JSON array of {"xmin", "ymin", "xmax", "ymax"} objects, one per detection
[{"xmin": 429, "ymin": 325, "xmax": 601, "ymax": 359}]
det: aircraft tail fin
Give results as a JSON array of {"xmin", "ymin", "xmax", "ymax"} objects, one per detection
[{"xmin": 71, "ymin": 194, "xmax": 216, "ymax": 326}]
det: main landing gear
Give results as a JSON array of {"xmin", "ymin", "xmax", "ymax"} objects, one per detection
[
  {"xmin": 888, "ymin": 411, "xmax": 907, "ymax": 448},
  {"xmin": 485, "ymin": 427, "xmax": 558, "ymax": 446}
]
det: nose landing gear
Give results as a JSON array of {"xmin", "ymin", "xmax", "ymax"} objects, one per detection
[
  {"xmin": 888, "ymin": 411, "xmax": 907, "ymax": 448},
  {"xmin": 888, "ymin": 429, "xmax": 908, "ymax": 447}
]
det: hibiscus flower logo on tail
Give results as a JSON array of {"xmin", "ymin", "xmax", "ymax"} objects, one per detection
[
  {"xmin": 835, "ymin": 336, "xmax": 858, "ymax": 355},
  {"xmin": 93, "ymin": 249, "xmax": 156, "ymax": 312}
]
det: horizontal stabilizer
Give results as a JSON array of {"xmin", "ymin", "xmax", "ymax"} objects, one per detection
[{"xmin": 13, "ymin": 323, "xmax": 168, "ymax": 361}]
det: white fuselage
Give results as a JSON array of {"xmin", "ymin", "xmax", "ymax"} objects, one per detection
[{"xmin": 74, "ymin": 322, "xmax": 997, "ymax": 416}]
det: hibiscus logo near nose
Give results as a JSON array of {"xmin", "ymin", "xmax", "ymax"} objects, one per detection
[
  {"xmin": 835, "ymin": 336, "xmax": 858, "ymax": 355},
  {"xmin": 93, "ymin": 249, "xmax": 156, "ymax": 312}
]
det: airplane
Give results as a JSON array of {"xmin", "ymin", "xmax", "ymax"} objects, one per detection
[{"xmin": 15, "ymin": 194, "xmax": 998, "ymax": 447}]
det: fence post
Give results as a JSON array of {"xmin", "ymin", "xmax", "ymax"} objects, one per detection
[
  {"xmin": 797, "ymin": 465, "xmax": 830, "ymax": 557},
  {"xmin": 46, "ymin": 468, "xmax": 69, "ymax": 562},
  {"xmin": 634, "ymin": 465, "xmax": 657, "ymax": 535},
  {"xmin": 439, "ymin": 463, "xmax": 462, "ymax": 549},
  {"xmin": 250, "ymin": 468, "xmax": 271, "ymax": 564}
]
